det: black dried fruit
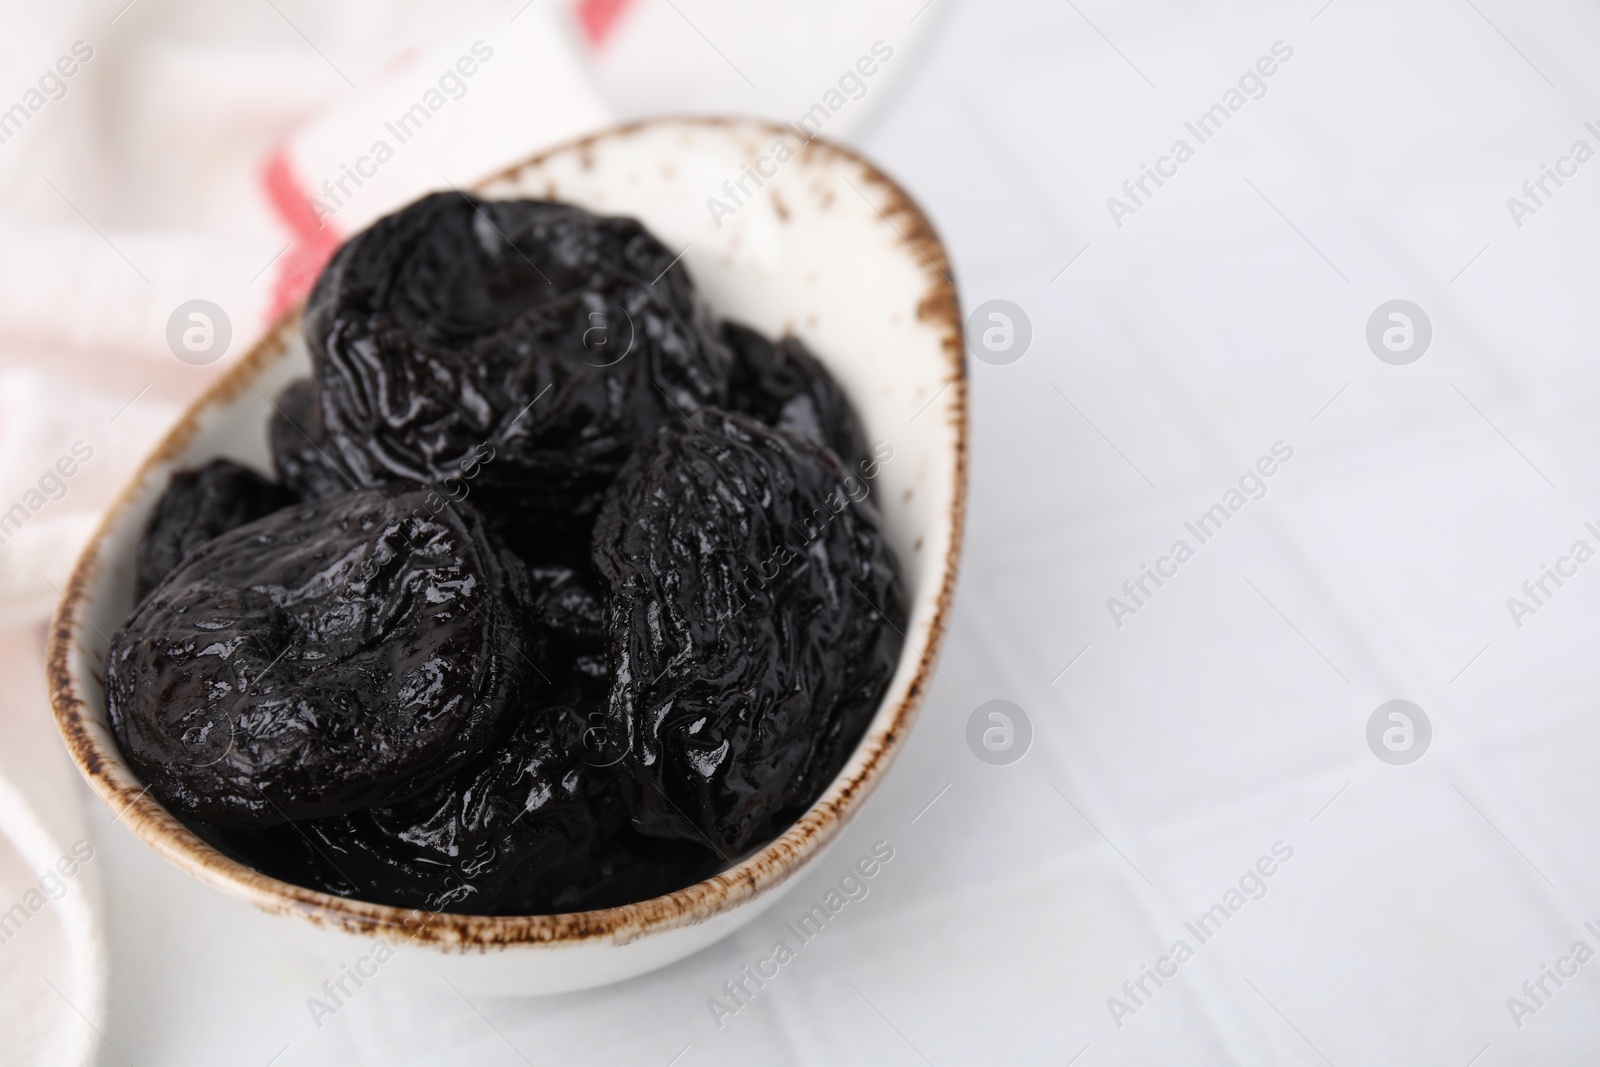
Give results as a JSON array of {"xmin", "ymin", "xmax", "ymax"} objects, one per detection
[
  {"xmin": 593, "ymin": 409, "xmax": 905, "ymax": 856},
  {"xmin": 304, "ymin": 192, "xmax": 730, "ymax": 519},
  {"xmin": 268, "ymin": 378, "xmax": 350, "ymax": 501},
  {"xmin": 107, "ymin": 488, "xmax": 533, "ymax": 826},
  {"xmin": 134, "ymin": 459, "xmax": 296, "ymax": 602},
  {"xmin": 217, "ymin": 704, "xmax": 621, "ymax": 913},
  {"xmin": 722, "ymin": 320, "xmax": 871, "ymax": 474},
  {"xmin": 114, "ymin": 194, "xmax": 908, "ymax": 916}
]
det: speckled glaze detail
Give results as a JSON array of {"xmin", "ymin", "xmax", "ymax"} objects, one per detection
[{"xmin": 46, "ymin": 117, "xmax": 967, "ymax": 958}]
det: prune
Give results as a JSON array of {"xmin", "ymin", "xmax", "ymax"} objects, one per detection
[
  {"xmin": 107, "ymin": 488, "xmax": 533, "ymax": 826},
  {"xmin": 722, "ymin": 320, "xmax": 871, "ymax": 474},
  {"xmin": 304, "ymin": 192, "xmax": 730, "ymax": 519},
  {"xmin": 216, "ymin": 704, "xmax": 620, "ymax": 913},
  {"xmin": 134, "ymin": 459, "xmax": 296, "ymax": 601},
  {"xmin": 268, "ymin": 378, "xmax": 350, "ymax": 501},
  {"xmin": 592, "ymin": 409, "xmax": 905, "ymax": 856}
]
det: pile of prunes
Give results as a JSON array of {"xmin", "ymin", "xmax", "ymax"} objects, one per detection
[{"xmin": 105, "ymin": 193, "xmax": 905, "ymax": 915}]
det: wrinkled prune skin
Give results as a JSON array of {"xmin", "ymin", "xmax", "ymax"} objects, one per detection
[
  {"xmin": 304, "ymin": 192, "xmax": 730, "ymax": 519},
  {"xmin": 268, "ymin": 378, "xmax": 350, "ymax": 501},
  {"xmin": 134, "ymin": 459, "xmax": 296, "ymax": 602},
  {"xmin": 593, "ymin": 410, "xmax": 906, "ymax": 856},
  {"xmin": 218, "ymin": 705, "xmax": 620, "ymax": 913},
  {"xmin": 107, "ymin": 489, "xmax": 533, "ymax": 826},
  {"xmin": 722, "ymin": 321, "xmax": 871, "ymax": 474}
]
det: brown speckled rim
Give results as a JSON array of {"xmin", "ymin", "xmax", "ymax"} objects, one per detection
[{"xmin": 45, "ymin": 116, "xmax": 968, "ymax": 952}]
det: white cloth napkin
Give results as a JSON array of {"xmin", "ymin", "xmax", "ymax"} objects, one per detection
[{"xmin": 0, "ymin": 627, "xmax": 105, "ymax": 1067}]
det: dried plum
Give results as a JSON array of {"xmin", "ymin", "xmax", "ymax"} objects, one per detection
[
  {"xmin": 216, "ymin": 705, "xmax": 621, "ymax": 913},
  {"xmin": 722, "ymin": 321, "xmax": 871, "ymax": 474},
  {"xmin": 304, "ymin": 192, "xmax": 730, "ymax": 519},
  {"xmin": 134, "ymin": 459, "xmax": 296, "ymax": 602},
  {"xmin": 108, "ymin": 488, "xmax": 533, "ymax": 826},
  {"xmin": 268, "ymin": 378, "xmax": 350, "ymax": 501},
  {"xmin": 592, "ymin": 409, "xmax": 905, "ymax": 856}
]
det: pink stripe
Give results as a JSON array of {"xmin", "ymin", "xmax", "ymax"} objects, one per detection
[
  {"xmin": 575, "ymin": 0, "xmax": 637, "ymax": 48},
  {"xmin": 260, "ymin": 147, "xmax": 342, "ymax": 322},
  {"xmin": 260, "ymin": 3, "xmax": 634, "ymax": 321}
]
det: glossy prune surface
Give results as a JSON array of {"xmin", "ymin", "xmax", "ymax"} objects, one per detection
[
  {"xmin": 218, "ymin": 704, "xmax": 619, "ymax": 913},
  {"xmin": 108, "ymin": 488, "xmax": 533, "ymax": 826},
  {"xmin": 722, "ymin": 320, "xmax": 871, "ymax": 474},
  {"xmin": 592, "ymin": 409, "xmax": 906, "ymax": 856},
  {"xmin": 268, "ymin": 378, "xmax": 350, "ymax": 501},
  {"xmin": 303, "ymin": 192, "xmax": 730, "ymax": 519},
  {"xmin": 134, "ymin": 459, "xmax": 296, "ymax": 601}
]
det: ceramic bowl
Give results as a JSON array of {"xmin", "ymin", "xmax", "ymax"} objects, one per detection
[{"xmin": 46, "ymin": 116, "xmax": 966, "ymax": 994}]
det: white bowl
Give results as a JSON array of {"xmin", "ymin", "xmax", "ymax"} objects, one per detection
[{"xmin": 46, "ymin": 116, "xmax": 966, "ymax": 994}]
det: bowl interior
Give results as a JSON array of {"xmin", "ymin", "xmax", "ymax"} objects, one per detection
[{"xmin": 48, "ymin": 117, "xmax": 965, "ymax": 948}]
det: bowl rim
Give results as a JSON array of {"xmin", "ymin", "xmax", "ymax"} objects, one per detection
[{"xmin": 44, "ymin": 115, "xmax": 968, "ymax": 951}]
